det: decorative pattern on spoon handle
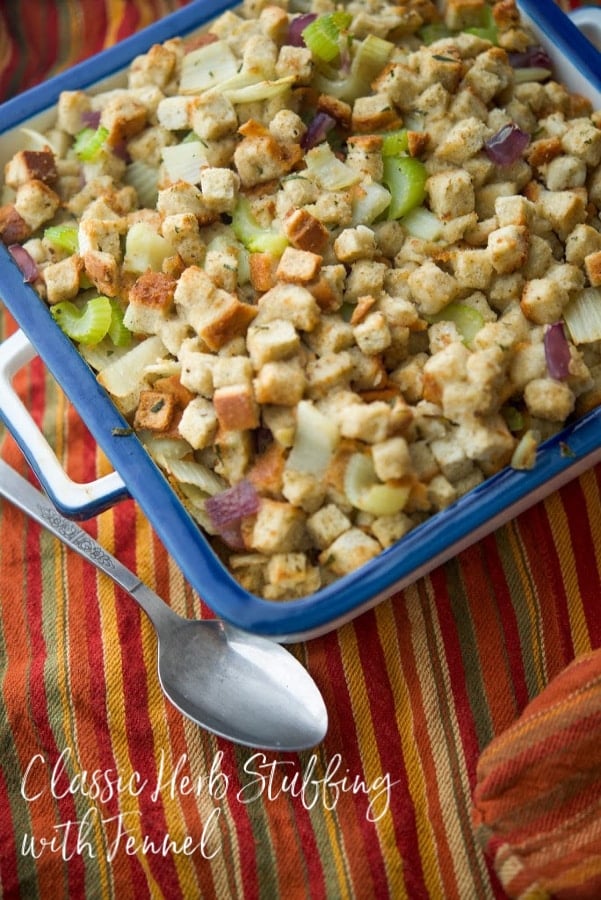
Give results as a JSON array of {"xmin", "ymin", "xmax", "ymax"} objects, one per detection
[{"xmin": 36, "ymin": 503, "xmax": 116, "ymax": 569}]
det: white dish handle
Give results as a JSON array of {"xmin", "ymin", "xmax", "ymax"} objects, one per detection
[
  {"xmin": 569, "ymin": 7, "xmax": 601, "ymax": 50},
  {"xmin": 0, "ymin": 329, "xmax": 127, "ymax": 518}
]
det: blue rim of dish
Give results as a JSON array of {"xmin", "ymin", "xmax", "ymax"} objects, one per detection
[
  {"xmin": 518, "ymin": 0, "xmax": 601, "ymax": 96},
  {"xmin": 1, "ymin": 0, "xmax": 601, "ymax": 638}
]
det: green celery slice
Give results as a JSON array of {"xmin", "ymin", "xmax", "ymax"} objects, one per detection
[
  {"xmin": 44, "ymin": 224, "xmax": 79, "ymax": 255},
  {"xmin": 382, "ymin": 156, "xmax": 427, "ymax": 219},
  {"xmin": 108, "ymin": 300, "xmax": 132, "ymax": 348},
  {"xmin": 302, "ymin": 11, "xmax": 352, "ymax": 63},
  {"xmin": 231, "ymin": 197, "xmax": 288, "ymax": 256},
  {"xmin": 73, "ymin": 126, "xmax": 109, "ymax": 162},
  {"xmin": 50, "ymin": 296, "xmax": 113, "ymax": 345}
]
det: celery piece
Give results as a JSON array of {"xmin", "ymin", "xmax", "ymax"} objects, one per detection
[
  {"xmin": 50, "ymin": 296, "xmax": 113, "ymax": 345},
  {"xmin": 465, "ymin": 5, "xmax": 498, "ymax": 43},
  {"xmin": 231, "ymin": 197, "xmax": 288, "ymax": 256},
  {"xmin": 344, "ymin": 453, "xmax": 409, "ymax": 516},
  {"xmin": 400, "ymin": 206, "xmax": 443, "ymax": 241},
  {"xmin": 381, "ymin": 129, "xmax": 409, "ymax": 157},
  {"xmin": 312, "ymin": 33, "xmax": 393, "ymax": 102},
  {"xmin": 108, "ymin": 300, "xmax": 132, "ymax": 348},
  {"xmin": 73, "ymin": 126, "xmax": 109, "ymax": 162},
  {"xmin": 418, "ymin": 23, "xmax": 452, "ymax": 45},
  {"xmin": 302, "ymin": 11, "xmax": 352, "ymax": 63},
  {"xmin": 304, "ymin": 142, "xmax": 361, "ymax": 190},
  {"xmin": 502, "ymin": 405, "xmax": 525, "ymax": 433},
  {"xmin": 44, "ymin": 224, "xmax": 79, "ymax": 255},
  {"xmin": 382, "ymin": 156, "xmax": 427, "ymax": 219},
  {"xmin": 427, "ymin": 303, "xmax": 485, "ymax": 346}
]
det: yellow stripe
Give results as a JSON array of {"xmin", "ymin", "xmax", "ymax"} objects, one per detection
[
  {"xmin": 95, "ymin": 507, "xmax": 162, "ymax": 895},
  {"xmin": 105, "ymin": 0, "xmax": 126, "ymax": 49},
  {"xmin": 407, "ymin": 580, "xmax": 490, "ymax": 896},
  {"xmin": 543, "ymin": 492, "xmax": 591, "ymax": 658},
  {"xmin": 49, "ymin": 393, "xmax": 114, "ymax": 893},
  {"xmin": 506, "ymin": 523, "xmax": 548, "ymax": 694},
  {"xmin": 337, "ymin": 620, "xmax": 408, "ymax": 898},
  {"xmin": 375, "ymin": 599, "xmax": 444, "ymax": 898}
]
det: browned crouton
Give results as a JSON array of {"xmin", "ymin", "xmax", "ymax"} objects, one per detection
[
  {"xmin": 4, "ymin": 149, "xmax": 57, "ymax": 189},
  {"xmin": 283, "ymin": 208, "xmax": 329, "ymax": 254},
  {"xmin": 134, "ymin": 390, "xmax": 177, "ymax": 432},
  {"xmin": 214, "ymin": 384, "xmax": 260, "ymax": 431},
  {"xmin": 0, "ymin": 205, "xmax": 32, "ymax": 244}
]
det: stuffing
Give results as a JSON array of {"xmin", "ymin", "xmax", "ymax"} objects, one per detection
[
  {"xmin": 8, "ymin": 0, "xmax": 601, "ymax": 601},
  {"xmin": 42, "ymin": 255, "xmax": 84, "ymax": 305}
]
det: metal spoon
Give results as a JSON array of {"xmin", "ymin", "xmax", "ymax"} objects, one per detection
[{"xmin": 0, "ymin": 459, "xmax": 328, "ymax": 750}]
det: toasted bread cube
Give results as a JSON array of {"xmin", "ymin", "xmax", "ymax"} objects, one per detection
[
  {"xmin": 319, "ymin": 527, "xmax": 381, "ymax": 576},
  {"xmin": 43, "ymin": 255, "xmax": 83, "ymax": 305},
  {"xmin": 124, "ymin": 271, "xmax": 176, "ymax": 333},
  {"xmin": 178, "ymin": 396, "xmax": 218, "ymax": 449},
  {"xmin": 275, "ymin": 246, "xmax": 322, "ymax": 284},
  {"xmin": 83, "ymin": 250, "xmax": 120, "ymax": 297},
  {"xmin": 246, "ymin": 318, "xmax": 299, "ymax": 369},
  {"xmin": 253, "ymin": 358, "xmax": 306, "ymax": 406},
  {"xmin": 488, "ymin": 225, "xmax": 529, "ymax": 274},
  {"xmin": 213, "ymin": 383, "xmax": 260, "ymax": 431},
  {"xmin": 198, "ymin": 167, "xmax": 239, "ymax": 214},
  {"xmin": 100, "ymin": 94, "xmax": 148, "ymax": 145},
  {"xmin": 14, "ymin": 180, "xmax": 60, "ymax": 231},
  {"xmin": 190, "ymin": 91, "xmax": 238, "ymax": 140},
  {"xmin": 584, "ymin": 251, "xmax": 601, "ymax": 287},
  {"xmin": 0, "ymin": 204, "xmax": 32, "ymax": 244},
  {"xmin": 134, "ymin": 390, "xmax": 177, "ymax": 432},
  {"xmin": 249, "ymin": 499, "xmax": 308, "ymax": 555},
  {"xmin": 283, "ymin": 207, "xmax": 329, "ymax": 254},
  {"xmin": 187, "ymin": 289, "xmax": 257, "ymax": 351},
  {"xmin": 5, "ymin": 149, "xmax": 57, "ymax": 189}
]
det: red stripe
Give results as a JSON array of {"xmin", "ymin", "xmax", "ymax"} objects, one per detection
[{"xmin": 559, "ymin": 476, "xmax": 601, "ymax": 648}]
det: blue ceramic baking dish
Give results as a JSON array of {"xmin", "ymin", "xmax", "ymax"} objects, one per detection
[{"xmin": 1, "ymin": 0, "xmax": 601, "ymax": 640}]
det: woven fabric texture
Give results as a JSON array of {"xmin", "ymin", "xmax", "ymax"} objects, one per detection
[{"xmin": 1, "ymin": 1, "xmax": 600, "ymax": 898}]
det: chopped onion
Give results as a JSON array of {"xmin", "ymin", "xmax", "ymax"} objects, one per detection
[
  {"xmin": 300, "ymin": 112, "xmax": 336, "ymax": 150},
  {"xmin": 544, "ymin": 322, "xmax": 571, "ymax": 380},
  {"xmin": 511, "ymin": 430, "xmax": 538, "ymax": 471},
  {"xmin": 81, "ymin": 109, "xmax": 102, "ymax": 129},
  {"xmin": 512, "ymin": 66, "xmax": 552, "ymax": 84},
  {"xmin": 508, "ymin": 45, "xmax": 553, "ymax": 71},
  {"xmin": 204, "ymin": 479, "xmax": 260, "ymax": 528},
  {"xmin": 484, "ymin": 122, "xmax": 530, "ymax": 167},
  {"xmin": 563, "ymin": 288, "xmax": 601, "ymax": 344},
  {"xmin": 304, "ymin": 142, "xmax": 361, "ymax": 190},
  {"xmin": 287, "ymin": 13, "xmax": 317, "ymax": 46},
  {"xmin": 344, "ymin": 453, "xmax": 409, "ymax": 516},
  {"xmin": 400, "ymin": 206, "xmax": 443, "ymax": 241},
  {"xmin": 8, "ymin": 244, "xmax": 39, "ymax": 283},
  {"xmin": 286, "ymin": 401, "xmax": 339, "ymax": 476}
]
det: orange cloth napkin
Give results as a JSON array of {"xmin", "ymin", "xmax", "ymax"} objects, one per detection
[{"xmin": 473, "ymin": 649, "xmax": 601, "ymax": 898}]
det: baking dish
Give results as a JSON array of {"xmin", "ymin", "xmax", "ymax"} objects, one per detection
[{"xmin": 1, "ymin": 0, "xmax": 601, "ymax": 641}]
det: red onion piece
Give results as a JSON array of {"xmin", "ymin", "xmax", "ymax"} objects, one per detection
[
  {"xmin": 287, "ymin": 13, "xmax": 317, "ymax": 47},
  {"xmin": 8, "ymin": 244, "xmax": 39, "ymax": 283},
  {"xmin": 484, "ymin": 122, "xmax": 530, "ymax": 167},
  {"xmin": 508, "ymin": 46, "xmax": 553, "ymax": 70},
  {"xmin": 81, "ymin": 109, "xmax": 101, "ymax": 129},
  {"xmin": 205, "ymin": 479, "xmax": 260, "ymax": 529},
  {"xmin": 300, "ymin": 112, "xmax": 336, "ymax": 150},
  {"xmin": 544, "ymin": 322, "xmax": 571, "ymax": 380}
]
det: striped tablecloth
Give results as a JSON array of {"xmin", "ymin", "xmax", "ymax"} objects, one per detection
[{"xmin": 1, "ymin": 2, "xmax": 599, "ymax": 897}]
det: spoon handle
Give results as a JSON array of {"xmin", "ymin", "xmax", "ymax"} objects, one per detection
[{"xmin": 0, "ymin": 458, "xmax": 176, "ymax": 626}]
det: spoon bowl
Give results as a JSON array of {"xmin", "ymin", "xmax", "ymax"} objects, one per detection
[{"xmin": 0, "ymin": 459, "xmax": 328, "ymax": 751}]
